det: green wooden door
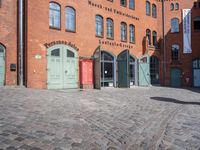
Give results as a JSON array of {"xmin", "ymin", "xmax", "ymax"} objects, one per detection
[
  {"xmin": 0, "ymin": 45, "xmax": 5, "ymax": 86},
  {"xmin": 171, "ymin": 68, "xmax": 181, "ymax": 87},
  {"xmin": 47, "ymin": 45, "xmax": 78, "ymax": 89},
  {"xmin": 117, "ymin": 50, "xmax": 130, "ymax": 88},
  {"xmin": 63, "ymin": 48, "xmax": 78, "ymax": 89},
  {"xmin": 47, "ymin": 47, "xmax": 63, "ymax": 89},
  {"xmin": 139, "ymin": 55, "xmax": 150, "ymax": 86}
]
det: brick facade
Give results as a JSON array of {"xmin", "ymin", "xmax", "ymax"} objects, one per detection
[
  {"xmin": 0, "ymin": 0, "xmax": 200, "ymax": 89},
  {"xmin": 0, "ymin": 0, "xmax": 18, "ymax": 85}
]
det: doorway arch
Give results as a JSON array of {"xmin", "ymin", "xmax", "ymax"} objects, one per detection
[
  {"xmin": 0, "ymin": 44, "xmax": 5, "ymax": 86},
  {"xmin": 47, "ymin": 44, "xmax": 78, "ymax": 89}
]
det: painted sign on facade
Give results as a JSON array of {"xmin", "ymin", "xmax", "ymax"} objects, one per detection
[{"xmin": 183, "ymin": 9, "xmax": 192, "ymax": 54}]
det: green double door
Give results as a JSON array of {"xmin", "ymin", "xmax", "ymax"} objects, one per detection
[
  {"xmin": 0, "ymin": 45, "xmax": 5, "ymax": 86},
  {"xmin": 118, "ymin": 50, "xmax": 130, "ymax": 88},
  {"xmin": 47, "ymin": 45, "xmax": 78, "ymax": 89},
  {"xmin": 139, "ymin": 55, "xmax": 150, "ymax": 86}
]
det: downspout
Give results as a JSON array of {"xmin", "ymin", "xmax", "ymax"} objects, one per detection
[
  {"xmin": 18, "ymin": 0, "xmax": 24, "ymax": 86},
  {"xmin": 162, "ymin": 0, "xmax": 166, "ymax": 86}
]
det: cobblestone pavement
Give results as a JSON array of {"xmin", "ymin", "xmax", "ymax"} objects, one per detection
[{"xmin": 0, "ymin": 86, "xmax": 200, "ymax": 150}]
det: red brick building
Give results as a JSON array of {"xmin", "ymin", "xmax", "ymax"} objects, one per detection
[{"xmin": 0, "ymin": 0, "xmax": 200, "ymax": 89}]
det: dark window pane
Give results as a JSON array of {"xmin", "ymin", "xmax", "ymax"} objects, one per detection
[
  {"xmin": 171, "ymin": 44, "xmax": 179, "ymax": 61},
  {"xmin": 67, "ymin": 50, "xmax": 75, "ymax": 57},
  {"xmin": 51, "ymin": 49, "xmax": 60, "ymax": 56},
  {"xmin": 121, "ymin": 0, "xmax": 126, "ymax": 6},
  {"xmin": 194, "ymin": 17, "xmax": 200, "ymax": 30},
  {"xmin": 0, "ymin": 45, "xmax": 4, "ymax": 53}
]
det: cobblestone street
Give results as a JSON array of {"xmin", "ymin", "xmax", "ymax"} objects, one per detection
[{"xmin": 0, "ymin": 86, "xmax": 200, "ymax": 150}]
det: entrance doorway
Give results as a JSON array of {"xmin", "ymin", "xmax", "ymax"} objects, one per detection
[
  {"xmin": 101, "ymin": 51, "xmax": 115, "ymax": 87},
  {"xmin": 171, "ymin": 68, "xmax": 182, "ymax": 87},
  {"xmin": 130, "ymin": 56, "xmax": 136, "ymax": 86},
  {"xmin": 193, "ymin": 59, "xmax": 200, "ymax": 87},
  {"xmin": 150, "ymin": 56, "xmax": 160, "ymax": 85},
  {"xmin": 0, "ymin": 44, "xmax": 5, "ymax": 86},
  {"xmin": 47, "ymin": 44, "xmax": 78, "ymax": 89}
]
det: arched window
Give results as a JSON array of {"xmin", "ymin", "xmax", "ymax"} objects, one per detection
[
  {"xmin": 129, "ymin": 0, "xmax": 135, "ymax": 9},
  {"xmin": 0, "ymin": 44, "xmax": 5, "ymax": 53},
  {"xmin": 175, "ymin": 3, "xmax": 179, "ymax": 10},
  {"xmin": 120, "ymin": 0, "xmax": 126, "ymax": 6},
  {"xmin": 170, "ymin": 3, "xmax": 174, "ymax": 11},
  {"xmin": 49, "ymin": 2, "xmax": 61, "ymax": 28},
  {"xmin": 152, "ymin": 31, "xmax": 157, "ymax": 47},
  {"xmin": 146, "ymin": 1, "xmax": 150, "ymax": 16},
  {"xmin": 121, "ymin": 22, "xmax": 127, "ymax": 41},
  {"xmin": 129, "ymin": 24, "xmax": 135, "ymax": 43},
  {"xmin": 106, "ymin": 18, "xmax": 114, "ymax": 39},
  {"xmin": 65, "ymin": 7, "xmax": 76, "ymax": 31},
  {"xmin": 171, "ymin": 18, "xmax": 179, "ymax": 33},
  {"xmin": 146, "ymin": 29, "xmax": 151, "ymax": 45},
  {"xmin": 96, "ymin": 15, "xmax": 103, "ymax": 36},
  {"xmin": 152, "ymin": 4, "xmax": 157, "ymax": 18},
  {"xmin": 194, "ymin": 16, "xmax": 200, "ymax": 31},
  {"xmin": 171, "ymin": 44, "xmax": 180, "ymax": 61}
]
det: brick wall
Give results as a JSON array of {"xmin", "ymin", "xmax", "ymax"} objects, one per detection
[{"xmin": 0, "ymin": 0, "xmax": 17, "ymax": 85}]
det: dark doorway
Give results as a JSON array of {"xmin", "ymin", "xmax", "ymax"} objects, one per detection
[
  {"xmin": 150, "ymin": 56, "xmax": 160, "ymax": 85},
  {"xmin": 101, "ymin": 51, "xmax": 115, "ymax": 87}
]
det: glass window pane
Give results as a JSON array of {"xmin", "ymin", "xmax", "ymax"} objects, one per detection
[
  {"xmin": 0, "ymin": 45, "xmax": 4, "ymax": 53},
  {"xmin": 67, "ymin": 50, "xmax": 75, "ymax": 57},
  {"xmin": 66, "ymin": 7, "xmax": 75, "ymax": 31},
  {"xmin": 49, "ymin": 2, "xmax": 60, "ymax": 28},
  {"xmin": 96, "ymin": 15, "xmax": 103, "ymax": 36},
  {"xmin": 129, "ymin": 0, "xmax": 135, "ymax": 9},
  {"xmin": 107, "ymin": 19, "xmax": 113, "ymax": 38},
  {"xmin": 51, "ymin": 49, "xmax": 60, "ymax": 56}
]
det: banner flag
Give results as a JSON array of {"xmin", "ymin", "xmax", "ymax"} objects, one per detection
[{"xmin": 183, "ymin": 9, "xmax": 192, "ymax": 54}]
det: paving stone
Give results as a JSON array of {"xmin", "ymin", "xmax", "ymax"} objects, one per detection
[
  {"xmin": 0, "ymin": 87, "xmax": 200, "ymax": 149},
  {"xmin": 5, "ymin": 146, "xmax": 17, "ymax": 150},
  {"xmin": 19, "ymin": 144, "xmax": 32, "ymax": 149}
]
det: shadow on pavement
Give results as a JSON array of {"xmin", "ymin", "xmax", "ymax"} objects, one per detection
[
  {"xmin": 184, "ymin": 88, "xmax": 200, "ymax": 94},
  {"xmin": 150, "ymin": 97, "xmax": 200, "ymax": 105}
]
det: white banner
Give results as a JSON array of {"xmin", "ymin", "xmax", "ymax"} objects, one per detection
[{"xmin": 183, "ymin": 9, "xmax": 192, "ymax": 54}]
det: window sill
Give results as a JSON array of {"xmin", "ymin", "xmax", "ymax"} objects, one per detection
[
  {"xmin": 96, "ymin": 35, "xmax": 104, "ymax": 38},
  {"xmin": 170, "ymin": 60, "xmax": 182, "ymax": 65},
  {"xmin": 106, "ymin": 37, "xmax": 114, "ymax": 40},
  {"xmin": 49, "ymin": 26, "xmax": 61, "ymax": 30},
  {"xmin": 120, "ymin": 4, "xmax": 127, "ymax": 7},
  {"xmin": 170, "ymin": 31, "xmax": 180, "ymax": 34},
  {"xmin": 65, "ymin": 29, "xmax": 76, "ymax": 33},
  {"xmin": 121, "ymin": 40, "xmax": 127, "ymax": 43},
  {"xmin": 129, "ymin": 41, "xmax": 135, "ymax": 44}
]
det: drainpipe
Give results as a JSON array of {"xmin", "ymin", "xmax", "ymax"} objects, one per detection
[
  {"xmin": 162, "ymin": 0, "xmax": 166, "ymax": 86},
  {"xmin": 18, "ymin": 0, "xmax": 24, "ymax": 86}
]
